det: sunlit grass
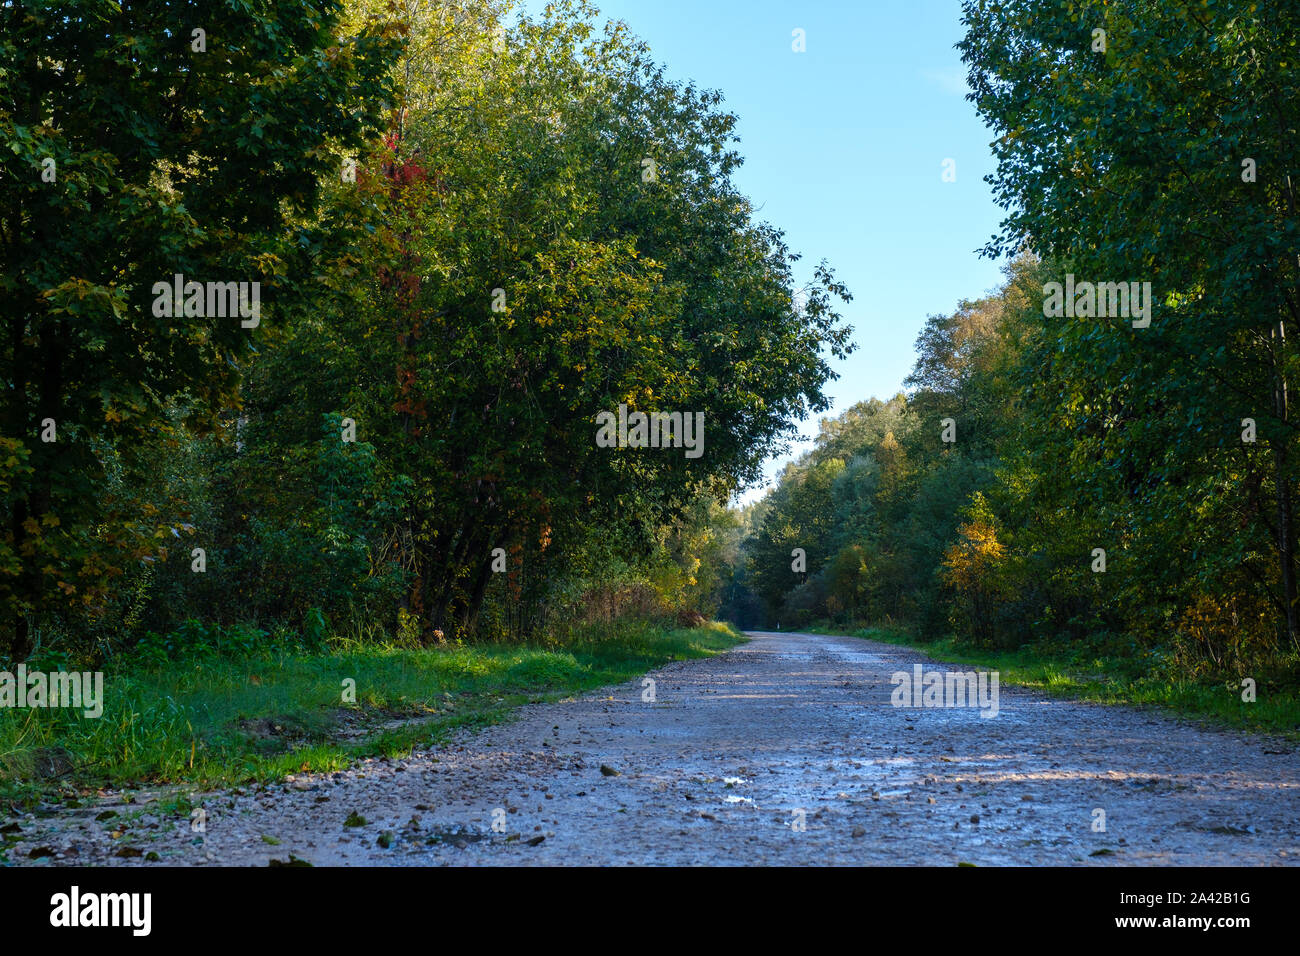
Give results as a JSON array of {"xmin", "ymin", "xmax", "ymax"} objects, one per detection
[
  {"xmin": 0, "ymin": 621, "xmax": 744, "ymax": 805},
  {"xmin": 815, "ymin": 624, "xmax": 1300, "ymax": 738}
]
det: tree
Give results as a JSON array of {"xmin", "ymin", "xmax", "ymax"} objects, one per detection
[
  {"xmin": 239, "ymin": 0, "xmax": 853, "ymax": 638},
  {"xmin": 0, "ymin": 1, "xmax": 400, "ymax": 655},
  {"xmin": 960, "ymin": 0, "xmax": 1300, "ymax": 649}
]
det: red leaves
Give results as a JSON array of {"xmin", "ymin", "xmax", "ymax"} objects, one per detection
[{"xmin": 379, "ymin": 134, "xmax": 430, "ymax": 189}]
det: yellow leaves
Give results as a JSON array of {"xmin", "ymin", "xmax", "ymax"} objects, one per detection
[
  {"xmin": 942, "ymin": 520, "xmax": 1006, "ymax": 592},
  {"xmin": 251, "ymin": 251, "xmax": 287, "ymax": 280},
  {"xmin": 40, "ymin": 514, "xmax": 60, "ymax": 528},
  {"xmin": 40, "ymin": 277, "xmax": 92, "ymax": 302}
]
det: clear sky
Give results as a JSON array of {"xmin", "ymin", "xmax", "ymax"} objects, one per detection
[{"xmin": 520, "ymin": 0, "xmax": 1011, "ymax": 502}]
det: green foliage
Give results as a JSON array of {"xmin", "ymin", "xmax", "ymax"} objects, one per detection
[
  {"xmin": 0, "ymin": 621, "xmax": 744, "ymax": 800},
  {"xmin": 960, "ymin": 0, "xmax": 1300, "ymax": 654},
  {"xmin": 0, "ymin": 0, "xmax": 849, "ymax": 668},
  {"xmin": 229, "ymin": 0, "xmax": 852, "ymax": 641},
  {"xmin": 0, "ymin": 0, "xmax": 401, "ymax": 656},
  {"xmin": 725, "ymin": 2, "xmax": 1299, "ymax": 690}
]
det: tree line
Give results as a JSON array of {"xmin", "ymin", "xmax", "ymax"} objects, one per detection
[
  {"xmin": 729, "ymin": 0, "xmax": 1299, "ymax": 682},
  {"xmin": 0, "ymin": 0, "xmax": 852, "ymax": 662}
]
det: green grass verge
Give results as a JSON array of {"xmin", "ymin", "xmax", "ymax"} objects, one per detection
[
  {"xmin": 0, "ymin": 621, "xmax": 745, "ymax": 807},
  {"xmin": 808, "ymin": 624, "xmax": 1300, "ymax": 739}
]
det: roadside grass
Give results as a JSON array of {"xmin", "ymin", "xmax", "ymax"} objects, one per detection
[
  {"xmin": 0, "ymin": 620, "xmax": 744, "ymax": 807},
  {"xmin": 808, "ymin": 624, "xmax": 1300, "ymax": 739}
]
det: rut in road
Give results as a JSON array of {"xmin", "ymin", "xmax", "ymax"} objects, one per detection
[{"xmin": 13, "ymin": 630, "xmax": 1300, "ymax": 865}]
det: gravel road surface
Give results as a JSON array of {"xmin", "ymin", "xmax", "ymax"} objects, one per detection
[{"xmin": 8, "ymin": 630, "xmax": 1299, "ymax": 866}]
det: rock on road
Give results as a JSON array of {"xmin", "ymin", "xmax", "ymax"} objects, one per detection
[{"xmin": 12, "ymin": 630, "xmax": 1300, "ymax": 866}]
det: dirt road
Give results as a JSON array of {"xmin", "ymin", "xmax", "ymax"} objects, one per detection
[{"xmin": 10, "ymin": 630, "xmax": 1300, "ymax": 865}]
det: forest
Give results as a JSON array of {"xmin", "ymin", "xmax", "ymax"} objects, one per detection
[
  {"xmin": 725, "ymin": 1, "xmax": 1300, "ymax": 703},
  {"xmin": 1, "ymin": 0, "xmax": 1297, "ymax": 798},
  {"xmin": 1, "ymin": 0, "xmax": 851, "ymax": 664}
]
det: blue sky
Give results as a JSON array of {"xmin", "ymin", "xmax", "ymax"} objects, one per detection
[{"xmin": 521, "ymin": 0, "xmax": 1010, "ymax": 502}]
